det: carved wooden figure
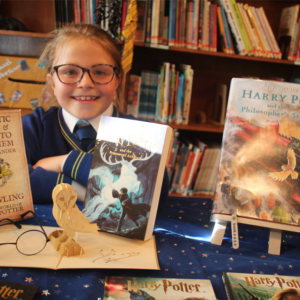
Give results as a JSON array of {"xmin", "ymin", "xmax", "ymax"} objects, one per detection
[{"xmin": 49, "ymin": 183, "xmax": 99, "ymax": 257}]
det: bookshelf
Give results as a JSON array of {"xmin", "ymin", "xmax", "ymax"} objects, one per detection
[{"xmin": 1, "ymin": 0, "xmax": 300, "ymax": 199}]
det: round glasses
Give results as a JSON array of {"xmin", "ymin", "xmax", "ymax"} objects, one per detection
[{"xmin": 51, "ymin": 64, "xmax": 119, "ymax": 85}]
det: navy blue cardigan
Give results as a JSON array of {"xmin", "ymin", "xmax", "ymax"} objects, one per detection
[{"xmin": 22, "ymin": 106, "xmax": 169, "ymax": 204}]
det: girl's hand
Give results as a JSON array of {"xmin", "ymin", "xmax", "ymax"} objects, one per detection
[{"xmin": 33, "ymin": 155, "xmax": 68, "ymax": 173}]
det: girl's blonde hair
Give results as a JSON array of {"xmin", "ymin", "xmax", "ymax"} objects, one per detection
[{"xmin": 40, "ymin": 24, "xmax": 125, "ymax": 113}]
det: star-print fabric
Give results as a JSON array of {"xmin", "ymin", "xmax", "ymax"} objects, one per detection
[{"xmin": 1, "ymin": 197, "xmax": 300, "ymax": 300}]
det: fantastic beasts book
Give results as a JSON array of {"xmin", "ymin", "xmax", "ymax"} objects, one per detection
[
  {"xmin": 211, "ymin": 78, "xmax": 300, "ymax": 231},
  {"xmin": 223, "ymin": 272, "xmax": 300, "ymax": 300},
  {"xmin": 103, "ymin": 276, "xmax": 217, "ymax": 300},
  {"xmin": 83, "ymin": 116, "xmax": 172, "ymax": 241},
  {"xmin": 0, "ymin": 110, "xmax": 33, "ymax": 223}
]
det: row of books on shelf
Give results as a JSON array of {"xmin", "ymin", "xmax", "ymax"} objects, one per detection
[
  {"xmin": 53, "ymin": 0, "xmax": 127, "ymax": 37},
  {"xmin": 167, "ymin": 130, "xmax": 221, "ymax": 197},
  {"xmin": 142, "ymin": 0, "xmax": 285, "ymax": 59},
  {"xmin": 127, "ymin": 62, "xmax": 194, "ymax": 125}
]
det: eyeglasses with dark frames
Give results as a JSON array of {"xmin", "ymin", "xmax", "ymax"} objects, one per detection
[
  {"xmin": 0, "ymin": 210, "xmax": 50, "ymax": 256},
  {"xmin": 50, "ymin": 64, "xmax": 119, "ymax": 85}
]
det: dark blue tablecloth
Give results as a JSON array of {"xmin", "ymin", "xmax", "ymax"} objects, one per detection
[{"xmin": 1, "ymin": 197, "xmax": 300, "ymax": 300}]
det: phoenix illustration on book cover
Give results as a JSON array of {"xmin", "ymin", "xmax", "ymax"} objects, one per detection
[{"xmin": 212, "ymin": 78, "xmax": 300, "ymax": 226}]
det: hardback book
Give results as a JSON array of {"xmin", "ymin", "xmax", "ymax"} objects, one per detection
[
  {"xmin": 127, "ymin": 75, "xmax": 141, "ymax": 118},
  {"xmin": 83, "ymin": 116, "xmax": 172, "ymax": 241},
  {"xmin": 211, "ymin": 78, "xmax": 300, "ymax": 231},
  {"xmin": 223, "ymin": 272, "xmax": 300, "ymax": 300},
  {"xmin": 0, "ymin": 110, "xmax": 33, "ymax": 223},
  {"xmin": 104, "ymin": 276, "xmax": 217, "ymax": 300},
  {"xmin": 0, "ymin": 280, "xmax": 39, "ymax": 300}
]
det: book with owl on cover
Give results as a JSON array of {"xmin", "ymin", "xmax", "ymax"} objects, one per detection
[
  {"xmin": 0, "ymin": 110, "xmax": 33, "ymax": 223},
  {"xmin": 83, "ymin": 116, "xmax": 172, "ymax": 241},
  {"xmin": 211, "ymin": 78, "xmax": 300, "ymax": 230}
]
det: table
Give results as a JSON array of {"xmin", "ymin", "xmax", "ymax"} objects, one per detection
[{"xmin": 1, "ymin": 197, "xmax": 300, "ymax": 300}]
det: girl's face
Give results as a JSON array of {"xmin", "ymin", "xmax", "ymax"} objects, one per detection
[{"xmin": 48, "ymin": 37, "xmax": 121, "ymax": 120}]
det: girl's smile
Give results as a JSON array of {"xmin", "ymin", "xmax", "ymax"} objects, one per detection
[{"xmin": 48, "ymin": 37, "xmax": 121, "ymax": 120}]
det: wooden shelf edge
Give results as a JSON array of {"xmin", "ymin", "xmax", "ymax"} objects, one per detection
[
  {"xmin": 134, "ymin": 43, "xmax": 295, "ymax": 65},
  {"xmin": 169, "ymin": 192, "xmax": 213, "ymax": 199},
  {"xmin": 0, "ymin": 29, "xmax": 53, "ymax": 39}
]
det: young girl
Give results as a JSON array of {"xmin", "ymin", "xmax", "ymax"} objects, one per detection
[{"xmin": 22, "ymin": 24, "xmax": 169, "ymax": 204}]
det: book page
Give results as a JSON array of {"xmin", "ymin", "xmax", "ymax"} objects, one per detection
[{"xmin": 0, "ymin": 225, "xmax": 160, "ymax": 270}]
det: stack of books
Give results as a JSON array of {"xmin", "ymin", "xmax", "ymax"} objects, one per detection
[{"xmin": 127, "ymin": 63, "xmax": 194, "ymax": 125}]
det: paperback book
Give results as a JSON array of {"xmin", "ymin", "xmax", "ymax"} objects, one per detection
[
  {"xmin": 83, "ymin": 116, "xmax": 172, "ymax": 241},
  {"xmin": 212, "ymin": 78, "xmax": 300, "ymax": 230},
  {"xmin": 0, "ymin": 110, "xmax": 33, "ymax": 223},
  {"xmin": 223, "ymin": 272, "xmax": 300, "ymax": 300},
  {"xmin": 104, "ymin": 276, "xmax": 217, "ymax": 300}
]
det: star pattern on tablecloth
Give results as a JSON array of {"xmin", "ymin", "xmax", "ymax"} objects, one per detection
[
  {"xmin": 229, "ymin": 268, "xmax": 232, "ymax": 270},
  {"xmin": 212, "ymin": 275, "xmax": 217, "ymax": 278},
  {"xmin": 278, "ymin": 265, "xmax": 284, "ymax": 270},
  {"xmin": 84, "ymin": 284, "xmax": 89, "ymax": 288},
  {"xmin": 25, "ymin": 277, "xmax": 33, "ymax": 283},
  {"xmin": 204, "ymin": 225, "xmax": 209, "ymax": 227},
  {"xmin": 289, "ymin": 265, "xmax": 293, "ymax": 268},
  {"xmin": 189, "ymin": 262, "xmax": 193, "ymax": 265},
  {"xmin": 169, "ymin": 257, "xmax": 173, "ymax": 260},
  {"xmin": 264, "ymin": 263, "xmax": 268, "ymax": 265},
  {"xmin": 253, "ymin": 270, "xmax": 257, "ymax": 273},
  {"xmin": 179, "ymin": 217, "xmax": 182, "ymax": 219},
  {"xmin": 174, "ymin": 244, "xmax": 177, "ymax": 246},
  {"xmin": 2, "ymin": 273, "xmax": 8, "ymax": 277},
  {"xmin": 191, "ymin": 247, "xmax": 195, "ymax": 250},
  {"xmin": 191, "ymin": 271, "xmax": 195, "ymax": 274},
  {"xmin": 229, "ymin": 258, "xmax": 234, "ymax": 261},
  {"xmin": 202, "ymin": 254, "xmax": 208, "ymax": 257},
  {"xmin": 203, "ymin": 266, "xmax": 206, "ymax": 268},
  {"xmin": 261, "ymin": 255, "xmax": 266, "ymax": 258},
  {"xmin": 42, "ymin": 290, "xmax": 50, "ymax": 296},
  {"xmin": 179, "ymin": 210, "xmax": 184, "ymax": 213},
  {"xmin": 55, "ymin": 285, "xmax": 59, "ymax": 287},
  {"xmin": 53, "ymin": 289, "xmax": 62, "ymax": 295}
]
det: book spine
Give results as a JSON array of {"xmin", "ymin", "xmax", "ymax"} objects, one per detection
[
  {"xmin": 158, "ymin": 0, "xmax": 165, "ymax": 44},
  {"xmin": 192, "ymin": 0, "xmax": 199, "ymax": 49},
  {"xmin": 186, "ymin": 0, "xmax": 193, "ymax": 49},
  {"xmin": 121, "ymin": 0, "xmax": 127, "ymax": 34},
  {"xmin": 221, "ymin": 6, "xmax": 233, "ymax": 53},
  {"xmin": 198, "ymin": 0, "xmax": 205, "ymax": 49},
  {"xmin": 182, "ymin": 68, "xmax": 193, "ymax": 125},
  {"xmin": 291, "ymin": 21, "xmax": 300, "ymax": 60},
  {"xmin": 252, "ymin": 6, "xmax": 273, "ymax": 58},
  {"xmin": 155, "ymin": 73, "xmax": 162, "ymax": 122},
  {"xmin": 256, "ymin": 7, "xmax": 277, "ymax": 58},
  {"xmin": 168, "ymin": 65, "xmax": 176, "ymax": 123},
  {"xmin": 209, "ymin": 3, "xmax": 214, "ymax": 51},
  {"xmin": 175, "ymin": 74, "xmax": 184, "ymax": 124},
  {"xmin": 229, "ymin": 0, "xmax": 252, "ymax": 55},
  {"xmin": 220, "ymin": 0, "xmax": 247, "ymax": 55},
  {"xmin": 151, "ymin": 0, "xmax": 161, "ymax": 44},
  {"xmin": 217, "ymin": 6, "xmax": 228, "ymax": 53},
  {"xmin": 288, "ymin": 5, "xmax": 300, "ymax": 60},
  {"xmin": 203, "ymin": 0, "xmax": 210, "ymax": 51},
  {"xmin": 212, "ymin": 4, "xmax": 217, "ymax": 52},
  {"xmin": 146, "ymin": 0, "xmax": 152, "ymax": 42},
  {"xmin": 245, "ymin": 4, "xmax": 265, "ymax": 57},
  {"xmin": 259, "ymin": 7, "xmax": 282, "ymax": 59}
]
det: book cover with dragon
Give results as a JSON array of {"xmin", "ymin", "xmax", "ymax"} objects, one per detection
[
  {"xmin": 0, "ymin": 110, "xmax": 33, "ymax": 222},
  {"xmin": 223, "ymin": 272, "xmax": 300, "ymax": 300},
  {"xmin": 212, "ymin": 78, "xmax": 300, "ymax": 228},
  {"xmin": 104, "ymin": 276, "xmax": 217, "ymax": 300},
  {"xmin": 83, "ymin": 116, "xmax": 172, "ymax": 241}
]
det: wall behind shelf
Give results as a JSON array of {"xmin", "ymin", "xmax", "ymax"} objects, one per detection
[{"xmin": 0, "ymin": 0, "xmax": 55, "ymax": 33}]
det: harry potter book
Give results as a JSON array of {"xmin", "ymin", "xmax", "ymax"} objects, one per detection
[
  {"xmin": 211, "ymin": 78, "xmax": 300, "ymax": 231},
  {"xmin": 223, "ymin": 272, "xmax": 300, "ymax": 300},
  {"xmin": 0, "ymin": 110, "xmax": 33, "ymax": 223},
  {"xmin": 0, "ymin": 280, "xmax": 39, "ymax": 300},
  {"xmin": 103, "ymin": 276, "xmax": 217, "ymax": 300},
  {"xmin": 83, "ymin": 116, "xmax": 172, "ymax": 241}
]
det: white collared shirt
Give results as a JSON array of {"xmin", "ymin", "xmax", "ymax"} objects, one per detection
[{"xmin": 62, "ymin": 102, "xmax": 114, "ymax": 133}]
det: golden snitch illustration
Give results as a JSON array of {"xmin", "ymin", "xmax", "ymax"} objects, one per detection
[
  {"xmin": 49, "ymin": 183, "xmax": 99, "ymax": 256},
  {"xmin": 269, "ymin": 148, "xmax": 299, "ymax": 182}
]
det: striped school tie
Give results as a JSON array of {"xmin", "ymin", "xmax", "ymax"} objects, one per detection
[
  {"xmin": 74, "ymin": 120, "xmax": 97, "ymax": 148},
  {"xmin": 121, "ymin": 0, "xmax": 138, "ymax": 74}
]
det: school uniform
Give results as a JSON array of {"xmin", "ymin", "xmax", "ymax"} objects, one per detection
[{"xmin": 22, "ymin": 106, "xmax": 169, "ymax": 204}]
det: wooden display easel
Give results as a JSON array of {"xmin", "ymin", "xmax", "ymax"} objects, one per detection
[{"xmin": 210, "ymin": 214, "xmax": 300, "ymax": 255}]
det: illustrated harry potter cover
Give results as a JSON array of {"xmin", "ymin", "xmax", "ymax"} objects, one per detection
[
  {"xmin": 83, "ymin": 116, "xmax": 172, "ymax": 241},
  {"xmin": 104, "ymin": 276, "xmax": 217, "ymax": 300},
  {"xmin": 212, "ymin": 78, "xmax": 300, "ymax": 229}
]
